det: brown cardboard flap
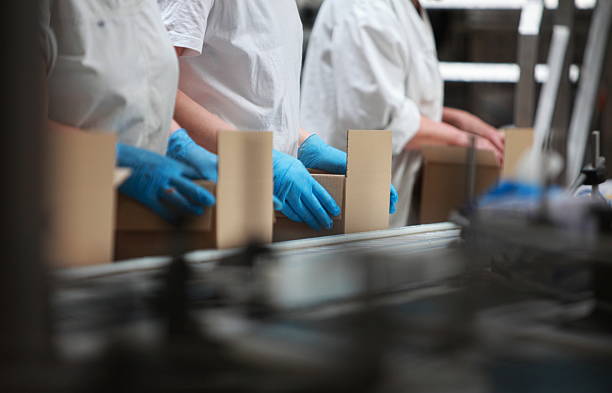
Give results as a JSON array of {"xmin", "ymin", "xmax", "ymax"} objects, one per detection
[
  {"xmin": 115, "ymin": 181, "xmax": 215, "ymax": 231},
  {"xmin": 216, "ymin": 131, "xmax": 273, "ymax": 248},
  {"xmin": 48, "ymin": 129, "xmax": 116, "ymax": 267},
  {"xmin": 502, "ymin": 128, "xmax": 534, "ymax": 179},
  {"xmin": 344, "ymin": 130, "xmax": 392, "ymax": 233},
  {"xmin": 275, "ymin": 174, "xmax": 345, "ymax": 221},
  {"xmin": 421, "ymin": 145, "xmax": 500, "ymax": 168}
]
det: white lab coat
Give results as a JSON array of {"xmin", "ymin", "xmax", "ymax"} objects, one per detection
[
  {"xmin": 301, "ymin": 0, "xmax": 444, "ymax": 227},
  {"xmin": 45, "ymin": 0, "xmax": 179, "ymax": 154},
  {"xmin": 158, "ymin": 0, "xmax": 304, "ymax": 155}
]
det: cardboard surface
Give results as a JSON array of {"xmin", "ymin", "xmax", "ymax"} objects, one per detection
[
  {"xmin": 419, "ymin": 145, "xmax": 500, "ymax": 224},
  {"xmin": 502, "ymin": 128, "xmax": 534, "ymax": 179},
  {"xmin": 216, "ymin": 131, "xmax": 274, "ymax": 248},
  {"xmin": 274, "ymin": 130, "xmax": 392, "ymax": 241},
  {"xmin": 115, "ymin": 181, "xmax": 215, "ymax": 231},
  {"xmin": 115, "ymin": 131, "xmax": 274, "ymax": 259},
  {"xmin": 48, "ymin": 129, "xmax": 117, "ymax": 267},
  {"xmin": 344, "ymin": 130, "xmax": 393, "ymax": 233}
]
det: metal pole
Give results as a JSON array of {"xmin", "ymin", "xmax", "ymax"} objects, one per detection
[
  {"xmin": 528, "ymin": 25, "xmax": 570, "ymax": 185},
  {"xmin": 515, "ymin": 0, "xmax": 543, "ymax": 127},
  {"xmin": 566, "ymin": 0, "xmax": 612, "ymax": 185},
  {"xmin": 550, "ymin": 0, "xmax": 575, "ymax": 171}
]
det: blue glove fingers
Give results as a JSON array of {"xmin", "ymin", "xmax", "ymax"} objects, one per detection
[
  {"xmin": 170, "ymin": 177, "xmax": 216, "ymax": 207},
  {"xmin": 301, "ymin": 192, "xmax": 334, "ymax": 230},
  {"xmin": 273, "ymin": 196, "xmax": 283, "ymax": 211},
  {"xmin": 281, "ymin": 203, "xmax": 305, "ymax": 224},
  {"xmin": 311, "ymin": 181, "xmax": 341, "ymax": 217},
  {"xmin": 290, "ymin": 197, "xmax": 323, "ymax": 231},
  {"xmin": 298, "ymin": 134, "xmax": 347, "ymax": 175},
  {"xmin": 390, "ymin": 185, "xmax": 398, "ymax": 214},
  {"xmin": 159, "ymin": 187, "xmax": 205, "ymax": 217}
]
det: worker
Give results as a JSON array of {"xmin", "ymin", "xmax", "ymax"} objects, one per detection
[
  {"xmin": 157, "ymin": 0, "xmax": 398, "ymax": 231},
  {"xmin": 301, "ymin": 0, "xmax": 505, "ymax": 227},
  {"xmin": 42, "ymin": 0, "xmax": 217, "ymax": 222}
]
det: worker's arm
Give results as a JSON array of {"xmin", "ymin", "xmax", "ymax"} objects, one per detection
[
  {"xmin": 405, "ymin": 116, "xmax": 503, "ymax": 164},
  {"xmin": 442, "ymin": 107, "xmax": 504, "ymax": 155},
  {"xmin": 171, "ymin": 47, "xmax": 236, "ymax": 154}
]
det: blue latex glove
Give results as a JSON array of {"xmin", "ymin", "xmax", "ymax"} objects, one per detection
[
  {"xmin": 298, "ymin": 134, "xmax": 398, "ymax": 214},
  {"xmin": 166, "ymin": 129, "xmax": 218, "ymax": 182},
  {"xmin": 117, "ymin": 143, "xmax": 216, "ymax": 223},
  {"xmin": 167, "ymin": 129, "xmax": 284, "ymax": 210},
  {"xmin": 273, "ymin": 150, "xmax": 340, "ymax": 230}
]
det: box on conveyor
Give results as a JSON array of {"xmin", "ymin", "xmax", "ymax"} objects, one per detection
[
  {"xmin": 114, "ymin": 131, "xmax": 274, "ymax": 260},
  {"xmin": 274, "ymin": 130, "xmax": 393, "ymax": 241},
  {"xmin": 418, "ymin": 128, "xmax": 534, "ymax": 224}
]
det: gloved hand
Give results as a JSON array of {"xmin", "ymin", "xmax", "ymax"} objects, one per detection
[
  {"xmin": 298, "ymin": 134, "xmax": 399, "ymax": 214},
  {"xmin": 273, "ymin": 150, "xmax": 340, "ymax": 231},
  {"xmin": 117, "ymin": 143, "xmax": 216, "ymax": 223},
  {"xmin": 166, "ymin": 128, "xmax": 218, "ymax": 182}
]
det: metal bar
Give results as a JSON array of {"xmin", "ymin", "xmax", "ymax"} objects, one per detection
[
  {"xmin": 566, "ymin": 0, "xmax": 612, "ymax": 185},
  {"xmin": 466, "ymin": 136, "xmax": 477, "ymax": 202},
  {"xmin": 56, "ymin": 223, "xmax": 461, "ymax": 281},
  {"xmin": 528, "ymin": 25, "xmax": 570, "ymax": 185},
  {"xmin": 550, "ymin": 0, "xmax": 575, "ymax": 175},
  {"xmin": 439, "ymin": 62, "xmax": 580, "ymax": 84},
  {"xmin": 515, "ymin": 0, "xmax": 544, "ymax": 127}
]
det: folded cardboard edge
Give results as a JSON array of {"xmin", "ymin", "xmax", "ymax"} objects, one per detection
[
  {"xmin": 344, "ymin": 130, "xmax": 392, "ymax": 233},
  {"xmin": 421, "ymin": 145, "xmax": 500, "ymax": 168},
  {"xmin": 49, "ymin": 129, "xmax": 117, "ymax": 268},
  {"xmin": 216, "ymin": 131, "xmax": 274, "ymax": 248}
]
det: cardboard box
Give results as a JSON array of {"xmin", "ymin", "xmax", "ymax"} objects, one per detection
[
  {"xmin": 501, "ymin": 128, "xmax": 534, "ymax": 179},
  {"xmin": 115, "ymin": 131, "xmax": 273, "ymax": 260},
  {"xmin": 419, "ymin": 145, "xmax": 500, "ymax": 224},
  {"xmin": 274, "ymin": 130, "xmax": 393, "ymax": 241},
  {"xmin": 47, "ymin": 129, "xmax": 117, "ymax": 268}
]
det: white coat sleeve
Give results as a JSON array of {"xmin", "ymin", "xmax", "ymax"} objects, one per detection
[
  {"xmin": 331, "ymin": 9, "xmax": 421, "ymax": 155},
  {"xmin": 158, "ymin": 0, "xmax": 214, "ymax": 56}
]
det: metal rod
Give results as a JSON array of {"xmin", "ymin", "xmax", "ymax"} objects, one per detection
[
  {"xmin": 515, "ymin": 0, "xmax": 543, "ymax": 127},
  {"xmin": 466, "ymin": 135, "xmax": 477, "ymax": 203},
  {"xmin": 529, "ymin": 25, "xmax": 570, "ymax": 185},
  {"xmin": 566, "ymin": 0, "xmax": 612, "ymax": 185}
]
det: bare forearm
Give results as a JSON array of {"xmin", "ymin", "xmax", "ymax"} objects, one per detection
[
  {"xmin": 404, "ymin": 116, "xmax": 468, "ymax": 150},
  {"xmin": 173, "ymin": 89, "xmax": 235, "ymax": 154},
  {"xmin": 442, "ymin": 107, "xmax": 467, "ymax": 129}
]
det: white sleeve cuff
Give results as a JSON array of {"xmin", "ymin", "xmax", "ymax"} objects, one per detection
[
  {"xmin": 166, "ymin": 31, "xmax": 204, "ymax": 57},
  {"xmin": 388, "ymin": 99, "xmax": 421, "ymax": 155}
]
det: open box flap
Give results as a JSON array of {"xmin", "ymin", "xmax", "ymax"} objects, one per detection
[
  {"xmin": 344, "ymin": 130, "xmax": 393, "ymax": 233},
  {"xmin": 421, "ymin": 145, "xmax": 500, "ymax": 168},
  {"xmin": 48, "ymin": 129, "xmax": 117, "ymax": 267},
  {"xmin": 216, "ymin": 131, "xmax": 273, "ymax": 248}
]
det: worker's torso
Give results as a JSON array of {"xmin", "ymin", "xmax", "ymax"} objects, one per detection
[
  {"xmin": 301, "ymin": 0, "xmax": 444, "ymax": 227},
  {"xmin": 174, "ymin": 1, "xmax": 304, "ymax": 155},
  {"xmin": 46, "ymin": 0, "xmax": 178, "ymax": 154}
]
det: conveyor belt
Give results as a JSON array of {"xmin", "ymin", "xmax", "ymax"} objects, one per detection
[{"xmin": 56, "ymin": 223, "xmax": 460, "ymax": 283}]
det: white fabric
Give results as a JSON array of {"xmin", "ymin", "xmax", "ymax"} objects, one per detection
[
  {"xmin": 158, "ymin": 0, "xmax": 303, "ymax": 155},
  {"xmin": 301, "ymin": 0, "xmax": 444, "ymax": 227},
  {"xmin": 46, "ymin": 0, "xmax": 179, "ymax": 154}
]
